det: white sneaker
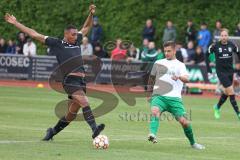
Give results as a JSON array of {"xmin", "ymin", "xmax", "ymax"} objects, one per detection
[
  {"xmin": 148, "ymin": 133, "xmax": 157, "ymax": 143},
  {"xmin": 191, "ymin": 143, "xmax": 205, "ymax": 150}
]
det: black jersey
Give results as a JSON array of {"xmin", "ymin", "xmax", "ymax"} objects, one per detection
[
  {"xmin": 206, "ymin": 41, "xmax": 240, "ymax": 74},
  {"xmin": 45, "ymin": 33, "xmax": 84, "ymax": 75}
]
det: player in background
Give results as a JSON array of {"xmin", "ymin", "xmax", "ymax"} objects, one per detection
[
  {"xmin": 147, "ymin": 41, "xmax": 205, "ymax": 149},
  {"xmin": 4, "ymin": 5, "xmax": 105, "ymax": 140},
  {"xmin": 206, "ymin": 28, "xmax": 240, "ymax": 120}
]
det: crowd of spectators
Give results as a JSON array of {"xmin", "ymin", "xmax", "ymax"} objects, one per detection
[
  {"xmin": 1, "ymin": 17, "xmax": 240, "ymax": 65},
  {"xmin": 0, "ymin": 32, "xmax": 36, "ymax": 56},
  {"xmin": 122, "ymin": 19, "xmax": 240, "ymax": 65},
  {"xmin": 107, "ymin": 19, "xmax": 240, "ymax": 64}
]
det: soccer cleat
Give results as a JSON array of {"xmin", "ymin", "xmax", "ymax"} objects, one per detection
[
  {"xmin": 42, "ymin": 128, "xmax": 55, "ymax": 141},
  {"xmin": 148, "ymin": 133, "xmax": 157, "ymax": 143},
  {"xmin": 213, "ymin": 105, "xmax": 221, "ymax": 119},
  {"xmin": 191, "ymin": 143, "xmax": 205, "ymax": 150},
  {"xmin": 92, "ymin": 124, "xmax": 105, "ymax": 139}
]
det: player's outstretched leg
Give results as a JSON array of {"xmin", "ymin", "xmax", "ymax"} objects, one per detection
[
  {"xmin": 42, "ymin": 101, "xmax": 79, "ymax": 141},
  {"xmin": 148, "ymin": 107, "xmax": 160, "ymax": 143},
  {"xmin": 42, "ymin": 117, "xmax": 70, "ymax": 141},
  {"xmin": 229, "ymin": 95, "xmax": 240, "ymax": 120},
  {"xmin": 225, "ymin": 86, "xmax": 240, "ymax": 120},
  {"xmin": 72, "ymin": 90, "xmax": 105, "ymax": 138},
  {"xmin": 178, "ymin": 117, "xmax": 205, "ymax": 150},
  {"xmin": 214, "ymin": 93, "xmax": 228, "ymax": 119},
  {"xmin": 82, "ymin": 105, "xmax": 105, "ymax": 139}
]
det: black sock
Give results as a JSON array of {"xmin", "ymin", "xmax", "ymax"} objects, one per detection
[
  {"xmin": 53, "ymin": 117, "xmax": 70, "ymax": 135},
  {"xmin": 217, "ymin": 94, "xmax": 228, "ymax": 109},
  {"xmin": 229, "ymin": 95, "xmax": 240, "ymax": 115},
  {"xmin": 82, "ymin": 106, "xmax": 97, "ymax": 132}
]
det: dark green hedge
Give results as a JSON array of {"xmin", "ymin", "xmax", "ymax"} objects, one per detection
[{"xmin": 1, "ymin": 0, "xmax": 240, "ymax": 54}]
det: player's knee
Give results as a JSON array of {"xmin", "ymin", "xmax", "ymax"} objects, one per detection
[
  {"xmin": 178, "ymin": 117, "xmax": 189, "ymax": 127},
  {"xmin": 80, "ymin": 100, "xmax": 89, "ymax": 107},
  {"xmin": 151, "ymin": 107, "xmax": 160, "ymax": 117},
  {"xmin": 72, "ymin": 95, "xmax": 89, "ymax": 107},
  {"xmin": 225, "ymin": 86, "xmax": 234, "ymax": 95}
]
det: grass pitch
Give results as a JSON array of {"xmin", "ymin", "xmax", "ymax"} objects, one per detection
[{"xmin": 0, "ymin": 86, "xmax": 239, "ymax": 160}]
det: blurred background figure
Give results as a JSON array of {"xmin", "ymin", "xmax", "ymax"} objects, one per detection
[
  {"xmin": 176, "ymin": 42, "xmax": 188, "ymax": 63},
  {"xmin": 6, "ymin": 39, "xmax": 16, "ymax": 54},
  {"xmin": 127, "ymin": 44, "xmax": 140, "ymax": 62},
  {"xmin": 16, "ymin": 32, "xmax": 26, "ymax": 54},
  {"xmin": 189, "ymin": 46, "xmax": 205, "ymax": 65},
  {"xmin": 89, "ymin": 16, "xmax": 103, "ymax": 47},
  {"xmin": 186, "ymin": 41, "xmax": 195, "ymax": 62},
  {"xmin": 93, "ymin": 42, "xmax": 108, "ymax": 58},
  {"xmin": 234, "ymin": 22, "xmax": 240, "ymax": 37},
  {"xmin": 142, "ymin": 19, "xmax": 155, "ymax": 41},
  {"xmin": 111, "ymin": 38, "xmax": 127, "ymax": 60},
  {"xmin": 156, "ymin": 48, "xmax": 165, "ymax": 60},
  {"xmin": 141, "ymin": 41, "xmax": 158, "ymax": 62},
  {"xmin": 163, "ymin": 20, "xmax": 177, "ymax": 43},
  {"xmin": 139, "ymin": 38, "xmax": 149, "ymax": 59},
  {"xmin": 23, "ymin": 38, "xmax": 36, "ymax": 56},
  {"xmin": 0, "ymin": 38, "xmax": 7, "ymax": 53},
  {"xmin": 185, "ymin": 20, "xmax": 196, "ymax": 45},
  {"xmin": 197, "ymin": 22, "xmax": 211, "ymax": 54},
  {"xmin": 81, "ymin": 36, "xmax": 93, "ymax": 56},
  {"xmin": 213, "ymin": 20, "xmax": 222, "ymax": 42}
]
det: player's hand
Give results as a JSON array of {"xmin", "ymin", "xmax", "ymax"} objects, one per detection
[
  {"xmin": 89, "ymin": 4, "xmax": 96, "ymax": 14},
  {"xmin": 171, "ymin": 75, "xmax": 179, "ymax": 81},
  {"xmin": 4, "ymin": 13, "xmax": 17, "ymax": 25}
]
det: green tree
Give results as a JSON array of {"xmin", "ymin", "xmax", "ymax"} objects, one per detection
[{"xmin": 1, "ymin": 0, "xmax": 240, "ymax": 54}]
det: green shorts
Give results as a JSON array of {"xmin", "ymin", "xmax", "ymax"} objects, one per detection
[{"xmin": 150, "ymin": 95, "xmax": 186, "ymax": 118}]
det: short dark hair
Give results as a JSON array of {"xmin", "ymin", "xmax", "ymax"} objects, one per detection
[
  {"xmin": 201, "ymin": 22, "xmax": 207, "ymax": 26},
  {"xmin": 27, "ymin": 38, "xmax": 32, "ymax": 42},
  {"xmin": 64, "ymin": 24, "xmax": 77, "ymax": 31},
  {"xmin": 216, "ymin": 19, "xmax": 222, "ymax": 23},
  {"xmin": 163, "ymin": 41, "xmax": 176, "ymax": 48}
]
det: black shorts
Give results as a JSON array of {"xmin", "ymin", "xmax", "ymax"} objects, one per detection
[
  {"xmin": 62, "ymin": 75, "xmax": 86, "ymax": 99},
  {"xmin": 217, "ymin": 72, "xmax": 233, "ymax": 88}
]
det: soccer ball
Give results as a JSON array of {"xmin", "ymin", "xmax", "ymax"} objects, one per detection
[{"xmin": 93, "ymin": 135, "xmax": 109, "ymax": 149}]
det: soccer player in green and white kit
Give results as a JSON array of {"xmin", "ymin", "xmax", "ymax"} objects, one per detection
[{"xmin": 147, "ymin": 41, "xmax": 205, "ymax": 149}]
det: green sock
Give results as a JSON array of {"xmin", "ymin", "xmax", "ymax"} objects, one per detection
[
  {"xmin": 183, "ymin": 125, "xmax": 195, "ymax": 145},
  {"xmin": 150, "ymin": 116, "xmax": 159, "ymax": 136}
]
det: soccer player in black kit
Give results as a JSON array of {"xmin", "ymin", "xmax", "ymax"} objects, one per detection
[
  {"xmin": 206, "ymin": 28, "xmax": 240, "ymax": 120},
  {"xmin": 4, "ymin": 5, "xmax": 105, "ymax": 140}
]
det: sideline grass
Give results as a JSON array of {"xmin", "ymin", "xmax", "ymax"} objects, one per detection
[{"xmin": 0, "ymin": 86, "xmax": 239, "ymax": 160}]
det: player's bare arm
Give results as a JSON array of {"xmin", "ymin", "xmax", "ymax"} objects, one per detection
[
  {"xmin": 179, "ymin": 75, "xmax": 189, "ymax": 83},
  {"xmin": 4, "ymin": 13, "xmax": 45, "ymax": 43},
  {"xmin": 80, "ymin": 4, "xmax": 96, "ymax": 36}
]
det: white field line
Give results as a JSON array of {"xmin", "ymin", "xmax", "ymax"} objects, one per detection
[
  {"xmin": 0, "ymin": 136, "xmax": 237, "ymax": 144},
  {"xmin": 0, "ymin": 124, "xmax": 238, "ymax": 144}
]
